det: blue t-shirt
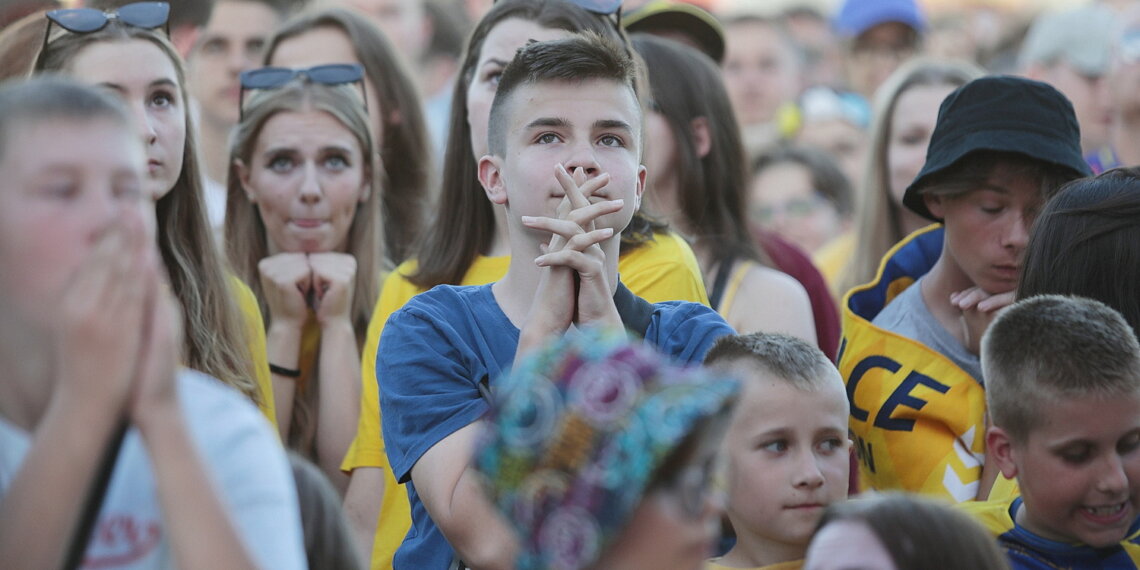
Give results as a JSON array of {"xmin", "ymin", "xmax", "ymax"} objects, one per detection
[{"xmin": 378, "ymin": 283, "xmax": 734, "ymax": 569}]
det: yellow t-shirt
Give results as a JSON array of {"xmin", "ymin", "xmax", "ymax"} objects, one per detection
[
  {"xmin": 229, "ymin": 275, "xmax": 276, "ymax": 429},
  {"xmin": 812, "ymin": 230, "xmax": 854, "ymax": 300},
  {"xmin": 343, "ymin": 231, "xmax": 708, "ymax": 570},
  {"xmin": 706, "ymin": 559, "xmax": 802, "ymax": 570}
]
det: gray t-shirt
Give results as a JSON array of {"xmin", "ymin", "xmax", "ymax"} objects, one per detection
[{"xmin": 871, "ymin": 277, "xmax": 984, "ymax": 383}]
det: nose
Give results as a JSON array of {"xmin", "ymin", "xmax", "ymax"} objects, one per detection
[
  {"xmin": 298, "ymin": 162, "xmax": 322, "ymax": 203},
  {"xmin": 563, "ymin": 139, "xmax": 601, "ymax": 177},
  {"xmin": 1096, "ymin": 453, "xmax": 1129, "ymax": 496},
  {"xmin": 1004, "ymin": 210, "xmax": 1031, "ymax": 251},
  {"xmin": 793, "ymin": 450, "xmax": 826, "ymax": 489},
  {"xmin": 133, "ymin": 101, "xmax": 158, "ymax": 148}
]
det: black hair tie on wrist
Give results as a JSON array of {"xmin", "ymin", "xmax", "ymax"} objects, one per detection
[{"xmin": 270, "ymin": 363, "xmax": 301, "ymax": 378}]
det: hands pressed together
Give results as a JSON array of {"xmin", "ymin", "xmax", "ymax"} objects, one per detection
[
  {"xmin": 259, "ymin": 252, "xmax": 358, "ymax": 330},
  {"xmin": 951, "ymin": 287, "xmax": 1016, "ymax": 355}
]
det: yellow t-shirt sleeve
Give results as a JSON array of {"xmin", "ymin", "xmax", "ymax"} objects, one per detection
[
  {"xmin": 619, "ymin": 231, "xmax": 710, "ymax": 305},
  {"xmin": 228, "ymin": 275, "xmax": 277, "ymax": 430}
]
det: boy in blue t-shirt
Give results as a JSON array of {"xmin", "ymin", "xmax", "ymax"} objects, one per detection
[
  {"xmin": 377, "ymin": 33, "xmax": 734, "ymax": 569},
  {"xmin": 963, "ymin": 295, "xmax": 1140, "ymax": 568}
]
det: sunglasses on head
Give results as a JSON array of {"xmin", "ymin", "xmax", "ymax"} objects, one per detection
[
  {"xmin": 238, "ymin": 63, "xmax": 367, "ymax": 120},
  {"xmin": 37, "ymin": 2, "xmax": 170, "ymax": 69},
  {"xmin": 493, "ymin": 0, "xmax": 623, "ymax": 28}
]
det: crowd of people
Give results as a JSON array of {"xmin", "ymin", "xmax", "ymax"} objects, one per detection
[{"xmin": 1, "ymin": 0, "xmax": 1139, "ymax": 569}]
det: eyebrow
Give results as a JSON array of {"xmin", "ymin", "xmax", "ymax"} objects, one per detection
[
  {"xmin": 524, "ymin": 117, "xmax": 635, "ymax": 134},
  {"xmin": 525, "ymin": 117, "xmax": 568, "ymax": 130},
  {"xmin": 594, "ymin": 118, "xmax": 633, "ymax": 134},
  {"xmin": 98, "ymin": 78, "xmax": 179, "ymax": 93}
]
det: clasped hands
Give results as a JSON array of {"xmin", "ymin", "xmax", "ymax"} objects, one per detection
[{"xmin": 259, "ymin": 252, "xmax": 357, "ymax": 329}]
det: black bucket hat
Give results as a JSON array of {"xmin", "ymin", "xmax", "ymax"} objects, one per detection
[{"xmin": 902, "ymin": 75, "xmax": 1091, "ymax": 221}]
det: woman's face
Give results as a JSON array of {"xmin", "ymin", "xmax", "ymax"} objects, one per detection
[
  {"xmin": 239, "ymin": 109, "xmax": 369, "ymax": 254},
  {"xmin": 269, "ymin": 26, "xmax": 385, "ymax": 148},
  {"xmin": 67, "ymin": 39, "xmax": 186, "ymax": 200},
  {"xmin": 804, "ymin": 519, "xmax": 897, "ymax": 570},
  {"xmin": 0, "ymin": 118, "xmax": 148, "ymax": 328},
  {"xmin": 466, "ymin": 18, "xmax": 570, "ymax": 160},
  {"xmin": 748, "ymin": 161, "xmax": 843, "ymax": 254},
  {"xmin": 886, "ymin": 83, "xmax": 956, "ymax": 206}
]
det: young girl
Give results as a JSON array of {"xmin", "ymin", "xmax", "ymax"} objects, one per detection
[
  {"xmin": 263, "ymin": 7, "xmax": 431, "ymax": 265},
  {"xmin": 33, "ymin": 2, "xmax": 275, "ymax": 422},
  {"xmin": 748, "ymin": 144, "xmax": 853, "ymax": 255},
  {"xmin": 342, "ymin": 1, "xmax": 711, "ymax": 565},
  {"xmin": 226, "ymin": 77, "xmax": 383, "ymax": 489},
  {"xmin": 0, "ymin": 76, "xmax": 304, "ymax": 570},
  {"xmin": 632, "ymin": 34, "xmax": 815, "ymax": 341}
]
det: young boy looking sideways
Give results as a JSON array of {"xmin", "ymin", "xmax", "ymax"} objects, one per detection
[
  {"xmin": 964, "ymin": 295, "xmax": 1140, "ymax": 567},
  {"xmin": 378, "ymin": 33, "xmax": 734, "ymax": 570},
  {"xmin": 705, "ymin": 332, "xmax": 850, "ymax": 570}
]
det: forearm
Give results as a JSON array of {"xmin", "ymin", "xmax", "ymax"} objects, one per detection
[
  {"xmin": 266, "ymin": 322, "xmax": 303, "ymax": 437},
  {"xmin": 318, "ymin": 320, "xmax": 360, "ymax": 493},
  {"xmin": 343, "ymin": 467, "xmax": 384, "ymax": 564},
  {"xmin": 136, "ymin": 403, "xmax": 257, "ymax": 570},
  {"xmin": 0, "ymin": 394, "xmax": 122, "ymax": 570},
  {"xmin": 441, "ymin": 468, "xmax": 519, "ymax": 570}
]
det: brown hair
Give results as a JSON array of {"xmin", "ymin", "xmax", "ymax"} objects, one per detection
[
  {"xmin": 0, "ymin": 9, "xmax": 46, "ymax": 81},
  {"xmin": 840, "ymin": 57, "xmax": 982, "ymax": 294},
  {"xmin": 226, "ymin": 81, "xmax": 383, "ymax": 451},
  {"xmin": 36, "ymin": 22, "xmax": 260, "ymax": 403},
  {"xmin": 264, "ymin": 7, "xmax": 430, "ymax": 265},
  {"xmin": 704, "ymin": 331, "xmax": 837, "ymax": 392},
  {"xmin": 982, "ymin": 295, "xmax": 1140, "ymax": 443}
]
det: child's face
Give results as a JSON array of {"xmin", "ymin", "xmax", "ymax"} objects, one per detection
[
  {"xmin": 723, "ymin": 367, "xmax": 850, "ymax": 553},
  {"xmin": 489, "ymin": 78, "xmax": 645, "ymax": 235},
  {"xmin": 925, "ymin": 161, "xmax": 1044, "ymax": 294},
  {"xmin": 0, "ymin": 118, "xmax": 147, "ymax": 330},
  {"xmin": 1009, "ymin": 391, "xmax": 1140, "ymax": 548},
  {"xmin": 238, "ymin": 109, "xmax": 369, "ymax": 254}
]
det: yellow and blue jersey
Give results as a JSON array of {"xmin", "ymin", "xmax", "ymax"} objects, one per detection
[
  {"xmin": 837, "ymin": 225, "xmax": 987, "ymax": 502},
  {"xmin": 963, "ymin": 497, "xmax": 1140, "ymax": 568}
]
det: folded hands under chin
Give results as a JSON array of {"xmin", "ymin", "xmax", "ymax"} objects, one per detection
[
  {"xmin": 258, "ymin": 251, "xmax": 357, "ymax": 330},
  {"xmin": 951, "ymin": 286, "xmax": 1016, "ymax": 355}
]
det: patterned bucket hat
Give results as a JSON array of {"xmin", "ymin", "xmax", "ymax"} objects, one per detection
[{"xmin": 475, "ymin": 327, "xmax": 739, "ymax": 570}]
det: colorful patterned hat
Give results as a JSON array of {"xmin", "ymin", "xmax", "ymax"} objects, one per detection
[{"xmin": 475, "ymin": 327, "xmax": 739, "ymax": 570}]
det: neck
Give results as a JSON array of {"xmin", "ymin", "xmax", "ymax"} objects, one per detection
[
  {"xmin": 919, "ymin": 246, "xmax": 975, "ymax": 344},
  {"xmin": 721, "ymin": 531, "xmax": 805, "ymax": 568},
  {"xmin": 644, "ymin": 176, "xmax": 690, "ymax": 237},
  {"xmin": 198, "ymin": 113, "xmax": 232, "ymax": 184},
  {"xmin": 487, "ymin": 203, "xmax": 511, "ymax": 257}
]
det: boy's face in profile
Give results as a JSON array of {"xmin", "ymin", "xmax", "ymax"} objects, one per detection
[
  {"xmin": 722, "ymin": 364, "xmax": 850, "ymax": 551},
  {"xmin": 923, "ymin": 160, "xmax": 1045, "ymax": 294},
  {"xmin": 486, "ymin": 78, "xmax": 646, "ymax": 237},
  {"xmin": 1001, "ymin": 390, "xmax": 1140, "ymax": 547}
]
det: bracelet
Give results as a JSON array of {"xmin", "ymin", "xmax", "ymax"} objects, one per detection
[{"xmin": 269, "ymin": 363, "xmax": 301, "ymax": 378}]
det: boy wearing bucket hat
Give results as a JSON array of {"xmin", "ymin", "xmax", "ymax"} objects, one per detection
[{"xmin": 836, "ymin": 76, "xmax": 1090, "ymax": 503}]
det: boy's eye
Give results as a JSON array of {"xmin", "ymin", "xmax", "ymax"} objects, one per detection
[
  {"xmin": 598, "ymin": 134, "xmax": 624, "ymax": 147},
  {"xmin": 1118, "ymin": 432, "xmax": 1140, "ymax": 454},
  {"xmin": 536, "ymin": 133, "xmax": 560, "ymax": 144},
  {"xmin": 818, "ymin": 438, "xmax": 844, "ymax": 453},
  {"xmin": 1058, "ymin": 445, "xmax": 1092, "ymax": 464}
]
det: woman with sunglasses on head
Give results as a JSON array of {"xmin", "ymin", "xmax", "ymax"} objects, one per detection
[
  {"xmin": 341, "ymin": 1, "xmax": 711, "ymax": 567},
  {"xmin": 31, "ymin": 2, "xmax": 278, "ymax": 425},
  {"xmin": 226, "ymin": 69, "xmax": 383, "ymax": 492},
  {"xmin": 264, "ymin": 7, "xmax": 432, "ymax": 266},
  {"xmin": 0, "ymin": 76, "xmax": 305, "ymax": 570},
  {"xmin": 632, "ymin": 34, "xmax": 817, "ymax": 342}
]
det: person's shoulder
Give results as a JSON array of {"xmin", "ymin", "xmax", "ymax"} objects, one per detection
[
  {"xmin": 648, "ymin": 300, "xmax": 735, "ymax": 360},
  {"xmin": 176, "ymin": 369, "xmax": 274, "ymax": 437},
  {"xmin": 397, "ymin": 283, "xmax": 492, "ymax": 318}
]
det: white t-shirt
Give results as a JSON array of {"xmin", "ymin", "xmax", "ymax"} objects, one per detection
[{"xmin": 0, "ymin": 369, "xmax": 307, "ymax": 569}]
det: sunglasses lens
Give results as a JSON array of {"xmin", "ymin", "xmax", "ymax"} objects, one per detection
[
  {"xmin": 48, "ymin": 8, "xmax": 107, "ymax": 33},
  {"xmin": 118, "ymin": 2, "xmax": 170, "ymax": 30},
  {"xmin": 241, "ymin": 68, "xmax": 296, "ymax": 89},
  {"xmin": 308, "ymin": 64, "xmax": 364, "ymax": 85},
  {"xmin": 568, "ymin": 0, "xmax": 622, "ymax": 15}
]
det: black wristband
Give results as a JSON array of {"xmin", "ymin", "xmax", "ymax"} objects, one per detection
[{"xmin": 269, "ymin": 363, "xmax": 301, "ymax": 378}]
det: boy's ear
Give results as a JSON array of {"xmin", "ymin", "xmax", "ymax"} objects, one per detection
[
  {"xmin": 478, "ymin": 154, "xmax": 508, "ymax": 206},
  {"xmin": 690, "ymin": 116, "xmax": 712, "ymax": 159},
  {"xmin": 924, "ymin": 193, "xmax": 946, "ymax": 220},
  {"xmin": 235, "ymin": 159, "xmax": 256, "ymax": 203},
  {"xmin": 635, "ymin": 164, "xmax": 647, "ymax": 210},
  {"xmin": 986, "ymin": 425, "xmax": 1020, "ymax": 480}
]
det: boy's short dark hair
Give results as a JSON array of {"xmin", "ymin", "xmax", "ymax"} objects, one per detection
[
  {"xmin": 0, "ymin": 77, "xmax": 130, "ymax": 164},
  {"xmin": 982, "ymin": 295, "xmax": 1140, "ymax": 442},
  {"xmin": 486, "ymin": 32, "xmax": 639, "ymax": 157},
  {"xmin": 705, "ymin": 331, "xmax": 837, "ymax": 392}
]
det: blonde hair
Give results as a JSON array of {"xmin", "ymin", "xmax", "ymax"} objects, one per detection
[
  {"xmin": 839, "ymin": 58, "xmax": 983, "ymax": 294},
  {"xmin": 705, "ymin": 331, "xmax": 838, "ymax": 392},
  {"xmin": 225, "ymin": 80, "xmax": 384, "ymax": 451},
  {"xmin": 36, "ymin": 22, "xmax": 260, "ymax": 403}
]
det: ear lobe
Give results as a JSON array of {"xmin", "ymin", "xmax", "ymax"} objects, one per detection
[
  {"xmin": 690, "ymin": 116, "xmax": 712, "ymax": 159},
  {"xmin": 635, "ymin": 164, "xmax": 647, "ymax": 210},
  {"xmin": 235, "ymin": 158, "xmax": 256, "ymax": 203},
  {"xmin": 478, "ymin": 155, "xmax": 508, "ymax": 206},
  {"xmin": 924, "ymin": 193, "xmax": 946, "ymax": 219},
  {"xmin": 986, "ymin": 426, "xmax": 1020, "ymax": 480}
]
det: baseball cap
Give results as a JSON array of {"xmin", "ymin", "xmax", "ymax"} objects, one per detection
[
  {"xmin": 623, "ymin": 0, "xmax": 725, "ymax": 63},
  {"xmin": 902, "ymin": 75, "xmax": 1091, "ymax": 221},
  {"xmin": 1019, "ymin": 5, "xmax": 1115, "ymax": 77},
  {"xmin": 475, "ymin": 327, "xmax": 738, "ymax": 570},
  {"xmin": 833, "ymin": 0, "xmax": 926, "ymax": 38}
]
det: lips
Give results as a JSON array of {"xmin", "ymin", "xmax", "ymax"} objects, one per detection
[
  {"xmin": 290, "ymin": 218, "xmax": 325, "ymax": 229},
  {"xmin": 1081, "ymin": 501, "xmax": 1128, "ymax": 526}
]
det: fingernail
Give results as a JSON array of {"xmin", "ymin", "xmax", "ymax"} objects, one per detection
[{"xmin": 521, "ymin": 216, "xmax": 536, "ymax": 223}]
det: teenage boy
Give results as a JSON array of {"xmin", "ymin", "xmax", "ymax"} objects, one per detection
[
  {"xmin": 837, "ymin": 76, "xmax": 1091, "ymax": 503},
  {"xmin": 705, "ymin": 332, "xmax": 850, "ymax": 569},
  {"xmin": 963, "ymin": 295, "xmax": 1140, "ymax": 567},
  {"xmin": 377, "ymin": 34, "xmax": 735, "ymax": 570}
]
